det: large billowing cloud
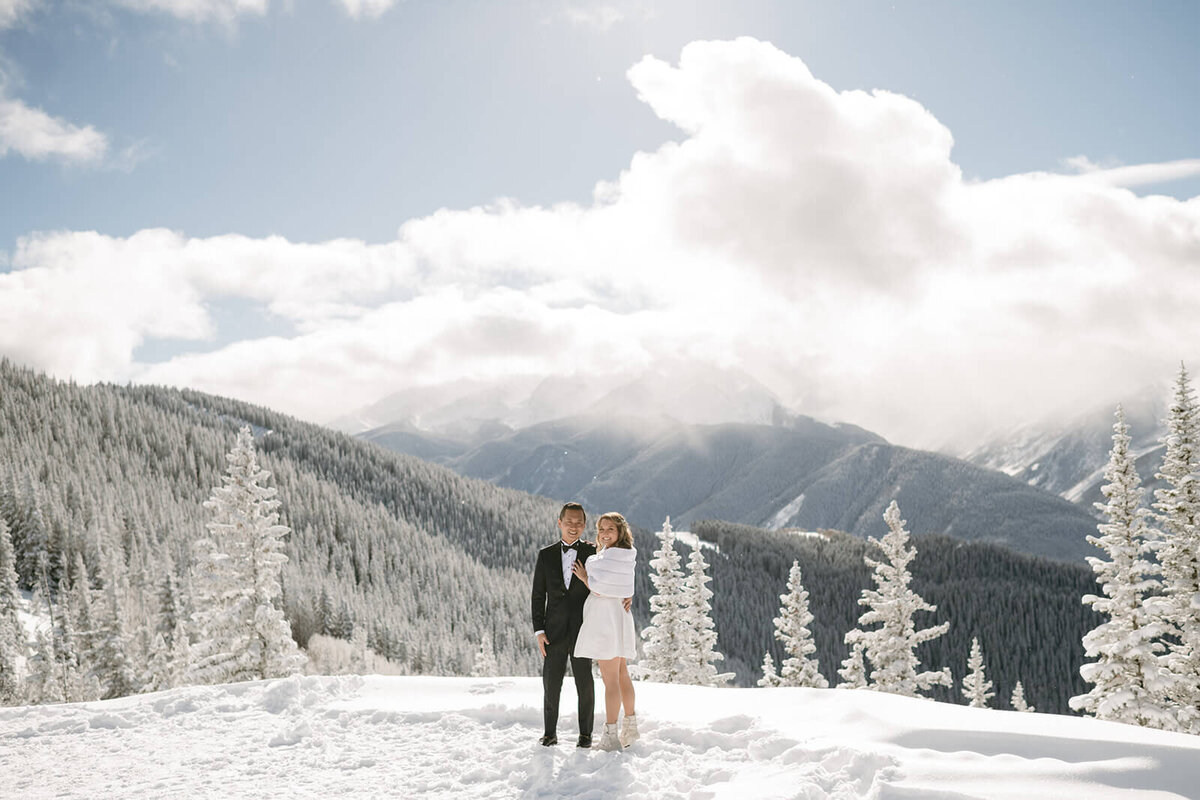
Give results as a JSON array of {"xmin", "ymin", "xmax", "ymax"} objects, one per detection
[{"xmin": 6, "ymin": 38, "xmax": 1199, "ymax": 447}]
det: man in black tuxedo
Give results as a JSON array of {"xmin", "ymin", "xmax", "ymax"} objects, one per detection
[{"xmin": 531, "ymin": 502, "xmax": 595, "ymax": 747}]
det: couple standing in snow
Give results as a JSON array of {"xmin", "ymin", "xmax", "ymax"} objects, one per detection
[{"xmin": 531, "ymin": 502, "xmax": 639, "ymax": 751}]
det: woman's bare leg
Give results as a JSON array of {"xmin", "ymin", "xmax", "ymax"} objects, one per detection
[
  {"xmin": 598, "ymin": 658, "xmax": 621, "ymax": 724},
  {"xmin": 617, "ymin": 658, "xmax": 636, "ymax": 717}
]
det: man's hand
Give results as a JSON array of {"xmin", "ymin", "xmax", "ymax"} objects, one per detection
[
  {"xmin": 623, "ymin": 597, "xmax": 632, "ymax": 613},
  {"xmin": 537, "ymin": 632, "xmax": 549, "ymax": 658}
]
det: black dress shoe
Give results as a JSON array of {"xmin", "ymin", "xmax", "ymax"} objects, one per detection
[
  {"xmin": 576, "ymin": 734, "xmax": 592, "ymax": 748},
  {"xmin": 539, "ymin": 735, "xmax": 558, "ymax": 746}
]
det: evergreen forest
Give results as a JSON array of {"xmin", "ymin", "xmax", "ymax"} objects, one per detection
[{"xmin": 0, "ymin": 360, "xmax": 1101, "ymax": 713}]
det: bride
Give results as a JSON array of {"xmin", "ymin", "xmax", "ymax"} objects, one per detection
[{"xmin": 572, "ymin": 512, "xmax": 639, "ymax": 751}]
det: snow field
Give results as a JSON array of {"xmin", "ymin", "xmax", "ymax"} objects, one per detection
[{"xmin": 3, "ymin": 675, "xmax": 1200, "ymax": 799}]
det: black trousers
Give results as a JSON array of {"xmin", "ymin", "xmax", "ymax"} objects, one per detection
[{"xmin": 542, "ymin": 637, "xmax": 594, "ymax": 738}]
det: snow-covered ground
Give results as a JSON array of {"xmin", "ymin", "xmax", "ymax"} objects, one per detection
[{"xmin": 3, "ymin": 675, "xmax": 1198, "ymax": 799}]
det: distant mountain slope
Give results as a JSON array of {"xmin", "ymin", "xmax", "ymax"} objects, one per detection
[
  {"xmin": 962, "ymin": 389, "xmax": 1167, "ymax": 509},
  {"xmin": 362, "ymin": 414, "xmax": 1102, "ymax": 563}
]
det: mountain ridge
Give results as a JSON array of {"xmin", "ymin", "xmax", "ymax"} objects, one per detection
[{"xmin": 360, "ymin": 412, "xmax": 1101, "ymax": 563}]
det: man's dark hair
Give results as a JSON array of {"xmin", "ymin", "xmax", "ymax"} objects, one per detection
[{"xmin": 558, "ymin": 502, "xmax": 586, "ymax": 521}]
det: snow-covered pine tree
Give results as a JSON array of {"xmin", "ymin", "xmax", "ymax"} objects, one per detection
[
  {"xmin": 837, "ymin": 637, "xmax": 868, "ymax": 689},
  {"xmin": 0, "ymin": 518, "xmax": 24, "ymax": 704},
  {"xmin": 853, "ymin": 501, "xmax": 951, "ymax": 698},
  {"xmin": 169, "ymin": 616, "xmax": 190, "ymax": 686},
  {"xmin": 68, "ymin": 554, "xmax": 98, "ymax": 684},
  {"xmin": 1070, "ymin": 405, "xmax": 1182, "ymax": 731},
  {"xmin": 94, "ymin": 550, "xmax": 140, "ymax": 699},
  {"xmin": 1010, "ymin": 681, "xmax": 1034, "ymax": 713},
  {"xmin": 145, "ymin": 633, "xmax": 174, "ymax": 693},
  {"xmin": 24, "ymin": 626, "xmax": 63, "ymax": 704},
  {"xmin": 757, "ymin": 652, "xmax": 781, "ymax": 688},
  {"xmin": 157, "ymin": 566, "xmax": 185, "ymax": 644},
  {"xmin": 470, "ymin": 631, "xmax": 499, "ymax": 678},
  {"xmin": 54, "ymin": 575, "xmax": 98, "ymax": 703},
  {"xmin": 351, "ymin": 623, "xmax": 371, "ymax": 674},
  {"xmin": 961, "ymin": 637, "xmax": 995, "ymax": 708},
  {"xmin": 190, "ymin": 427, "xmax": 307, "ymax": 685},
  {"xmin": 639, "ymin": 517, "xmax": 688, "ymax": 683},
  {"xmin": 771, "ymin": 560, "xmax": 827, "ymax": 688},
  {"xmin": 679, "ymin": 547, "xmax": 734, "ymax": 686},
  {"xmin": 1151, "ymin": 364, "xmax": 1200, "ymax": 729},
  {"xmin": 13, "ymin": 479, "xmax": 50, "ymax": 591}
]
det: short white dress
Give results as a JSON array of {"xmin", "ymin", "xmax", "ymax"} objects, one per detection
[{"xmin": 573, "ymin": 546, "xmax": 638, "ymax": 661}]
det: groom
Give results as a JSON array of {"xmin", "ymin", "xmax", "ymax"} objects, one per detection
[{"xmin": 531, "ymin": 502, "xmax": 596, "ymax": 747}]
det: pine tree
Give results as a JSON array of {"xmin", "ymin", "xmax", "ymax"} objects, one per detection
[
  {"xmin": 55, "ymin": 575, "xmax": 97, "ymax": 702},
  {"xmin": 771, "ymin": 560, "xmax": 827, "ymax": 688},
  {"xmin": 1011, "ymin": 681, "xmax": 1034, "ymax": 713},
  {"xmin": 837, "ymin": 637, "xmax": 867, "ymax": 689},
  {"xmin": 1071, "ymin": 405, "xmax": 1181, "ymax": 730},
  {"xmin": 961, "ymin": 637, "xmax": 995, "ymax": 708},
  {"xmin": 757, "ymin": 652, "xmax": 781, "ymax": 688},
  {"xmin": 853, "ymin": 501, "xmax": 951, "ymax": 697},
  {"xmin": 470, "ymin": 631, "xmax": 499, "ymax": 678},
  {"xmin": 0, "ymin": 519, "xmax": 24, "ymax": 704},
  {"xmin": 24, "ymin": 627, "xmax": 63, "ymax": 704},
  {"xmin": 350, "ymin": 623, "xmax": 371, "ymax": 674},
  {"xmin": 145, "ymin": 633, "xmax": 175, "ymax": 692},
  {"xmin": 157, "ymin": 567, "xmax": 185, "ymax": 644},
  {"xmin": 169, "ymin": 616, "xmax": 190, "ymax": 687},
  {"xmin": 639, "ymin": 517, "xmax": 688, "ymax": 683},
  {"xmin": 13, "ymin": 480, "xmax": 50, "ymax": 591},
  {"xmin": 1151, "ymin": 365, "xmax": 1200, "ymax": 729},
  {"xmin": 189, "ymin": 427, "xmax": 306, "ymax": 685},
  {"xmin": 679, "ymin": 547, "xmax": 733, "ymax": 686},
  {"xmin": 94, "ymin": 551, "xmax": 140, "ymax": 699},
  {"xmin": 68, "ymin": 553, "xmax": 98, "ymax": 685}
]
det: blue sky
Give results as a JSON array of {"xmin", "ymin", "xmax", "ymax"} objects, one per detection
[{"xmin": 2, "ymin": 1, "xmax": 1199, "ymax": 446}]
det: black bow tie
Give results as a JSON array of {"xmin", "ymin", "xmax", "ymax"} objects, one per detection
[{"xmin": 561, "ymin": 541, "xmax": 579, "ymax": 553}]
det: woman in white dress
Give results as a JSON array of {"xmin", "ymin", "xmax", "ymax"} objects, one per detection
[{"xmin": 571, "ymin": 512, "xmax": 639, "ymax": 751}]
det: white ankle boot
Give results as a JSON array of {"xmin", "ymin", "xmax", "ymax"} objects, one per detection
[
  {"xmin": 597, "ymin": 722, "xmax": 620, "ymax": 751},
  {"xmin": 619, "ymin": 714, "xmax": 639, "ymax": 747}
]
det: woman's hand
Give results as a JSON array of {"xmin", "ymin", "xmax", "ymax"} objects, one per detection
[{"xmin": 571, "ymin": 561, "xmax": 588, "ymax": 587}]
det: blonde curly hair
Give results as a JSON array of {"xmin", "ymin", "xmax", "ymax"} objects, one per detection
[{"xmin": 596, "ymin": 511, "xmax": 633, "ymax": 550}]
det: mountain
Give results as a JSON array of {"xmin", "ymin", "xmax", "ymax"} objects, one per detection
[
  {"xmin": 0, "ymin": 358, "xmax": 560, "ymax": 679},
  {"xmin": 8, "ymin": 675, "xmax": 1200, "ymax": 799},
  {"xmin": 0, "ymin": 360, "xmax": 1102, "ymax": 713},
  {"xmin": 361, "ymin": 413, "xmax": 1102, "ymax": 563},
  {"xmin": 962, "ymin": 387, "xmax": 1167, "ymax": 509}
]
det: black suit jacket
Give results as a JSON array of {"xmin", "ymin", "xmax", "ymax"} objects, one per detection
[{"xmin": 531, "ymin": 541, "xmax": 595, "ymax": 647}]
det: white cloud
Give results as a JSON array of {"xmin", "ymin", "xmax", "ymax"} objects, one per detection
[
  {"xmin": 0, "ymin": 95, "xmax": 109, "ymax": 164},
  {"xmin": 113, "ymin": 0, "xmax": 269, "ymax": 25},
  {"xmin": 5, "ymin": 38, "xmax": 1200, "ymax": 448},
  {"xmin": 0, "ymin": 0, "xmax": 36, "ymax": 29},
  {"xmin": 562, "ymin": 3, "xmax": 625, "ymax": 31},
  {"xmin": 336, "ymin": 0, "xmax": 398, "ymax": 21},
  {"xmin": 1064, "ymin": 155, "xmax": 1200, "ymax": 188}
]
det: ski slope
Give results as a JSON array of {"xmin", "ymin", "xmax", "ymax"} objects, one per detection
[{"xmin": 3, "ymin": 674, "xmax": 1198, "ymax": 799}]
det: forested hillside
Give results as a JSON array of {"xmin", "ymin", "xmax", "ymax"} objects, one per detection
[
  {"xmin": 1, "ymin": 361, "xmax": 1099, "ymax": 713},
  {"xmin": 664, "ymin": 521, "xmax": 1101, "ymax": 714},
  {"xmin": 0, "ymin": 359, "xmax": 558, "ymax": 678},
  {"xmin": 364, "ymin": 414, "xmax": 1100, "ymax": 562}
]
